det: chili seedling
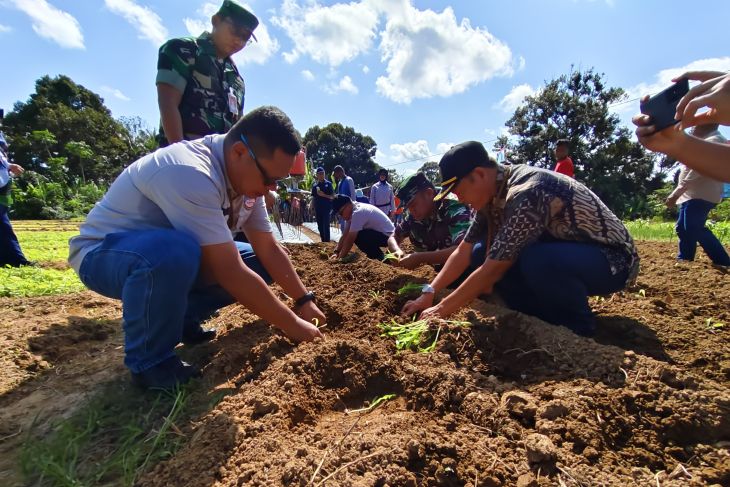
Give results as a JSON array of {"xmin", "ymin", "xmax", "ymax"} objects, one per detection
[
  {"xmin": 346, "ymin": 394, "xmax": 396, "ymax": 414},
  {"xmin": 378, "ymin": 318, "xmax": 470, "ymax": 353},
  {"xmin": 397, "ymin": 282, "xmax": 423, "ymax": 296},
  {"xmin": 382, "ymin": 252, "xmax": 400, "ymax": 262}
]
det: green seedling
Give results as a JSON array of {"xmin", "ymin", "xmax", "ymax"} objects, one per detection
[
  {"xmin": 397, "ymin": 282, "xmax": 423, "ymax": 296},
  {"xmin": 382, "ymin": 252, "xmax": 400, "ymax": 262},
  {"xmin": 706, "ymin": 318, "xmax": 726, "ymax": 332},
  {"xmin": 636, "ymin": 289, "xmax": 646, "ymax": 299},
  {"xmin": 378, "ymin": 318, "xmax": 470, "ymax": 353},
  {"xmin": 369, "ymin": 290, "xmax": 381, "ymax": 299},
  {"xmin": 346, "ymin": 394, "xmax": 396, "ymax": 414}
]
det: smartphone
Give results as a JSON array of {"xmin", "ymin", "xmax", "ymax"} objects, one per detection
[{"xmin": 639, "ymin": 78, "xmax": 689, "ymax": 132}]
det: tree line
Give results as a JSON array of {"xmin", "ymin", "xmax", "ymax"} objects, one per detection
[{"xmin": 3, "ymin": 71, "xmax": 725, "ymax": 221}]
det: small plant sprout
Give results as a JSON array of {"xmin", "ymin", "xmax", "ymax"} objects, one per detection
[
  {"xmin": 378, "ymin": 318, "xmax": 470, "ymax": 353},
  {"xmin": 346, "ymin": 394, "xmax": 396, "ymax": 414},
  {"xmin": 706, "ymin": 318, "xmax": 726, "ymax": 333},
  {"xmin": 636, "ymin": 289, "xmax": 647, "ymax": 299},
  {"xmin": 397, "ymin": 282, "xmax": 423, "ymax": 296},
  {"xmin": 369, "ymin": 290, "xmax": 381, "ymax": 299},
  {"xmin": 382, "ymin": 252, "xmax": 400, "ymax": 262}
]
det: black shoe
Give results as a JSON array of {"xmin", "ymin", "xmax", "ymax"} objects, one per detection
[
  {"xmin": 131, "ymin": 356, "xmax": 201, "ymax": 390},
  {"xmin": 182, "ymin": 327, "xmax": 216, "ymax": 346}
]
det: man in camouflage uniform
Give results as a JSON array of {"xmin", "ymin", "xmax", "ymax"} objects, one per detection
[
  {"xmin": 156, "ymin": 0, "xmax": 258, "ymax": 146},
  {"xmin": 393, "ymin": 172, "xmax": 481, "ymax": 272}
]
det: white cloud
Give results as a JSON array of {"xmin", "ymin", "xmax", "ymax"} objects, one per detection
[
  {"xmin": 375, "ymin": 4, "xmax": 513, "ymax": 104},
  {"xmin": 100, "ymin": 85, "xmax": 131, "ymax": 101},
  {"xmin": 271, "ymin": 0, "xmax": 380, "ymax": 66},
  {"xmin": 495, "ymin": 83, "xmax": 536, "ymax": 112},
  {"xmin": 389, "ymin": 140, "xmax": 433, "ymax": 163},
  {"xmin": 104, "ymin": 0, "xmax": 167, "ymax": 46},
  {"xmin": 326, "ymin": 75, "xmax": 358, "ymax": 94},
  {"xmin": 435, "ymin": 142, "xmax": 455, "ymax": 155},
  {"xmin": 184, "ymin": 1, "xmax": 279, "ymax": 66},
  {"xmin": 362, "ymin": 65, "xmax": 370, "ymax": 74},
  {"xmin": 0, "ymin": 24, "xmax": 12, "ymax": 33},
  {"xmin": 10, "ymin": 0, "xmax": 84, "ymax": 49},
  {"xmin": 301, "ymin": 69, "xmax": 315, "ymax": 81}
]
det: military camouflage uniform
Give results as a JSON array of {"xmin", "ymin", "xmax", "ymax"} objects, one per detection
[
  {"xmin": 395, "ymin": 199, "xmax": 472, "ymax": 253},
  {"xmin": 156, "ymin": 32, "xmax": 245, "ymax": 146}
]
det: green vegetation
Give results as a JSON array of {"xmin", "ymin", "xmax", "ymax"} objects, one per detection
[
  {"xmin": 625, "ymin": 219, "xmax": 730, "ymax": 245},
  {"xmin": 0, "ymin": 226, "xmax": 84, "ymax": 297},
  {"xmin": 379, "ymin": 318, "xmax": 470, "ymax": 353},
  {"xmin": 21, "ymin": 383, "xmax": 192, "ymax": 487},
  {"xmin": 347, "ymin": 394, "xmax": 397, "ymax": 414},
  {"xmin": 382, "ymin": 252, "xmax": 400, "ymax": 262},
  {"xmin": 397, "ymin": 282, "xmax": 423, "ymax": 296}
]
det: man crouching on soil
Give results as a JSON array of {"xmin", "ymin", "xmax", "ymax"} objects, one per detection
[
  {"xmin": 402, "ymin": 141, "xmax": 639, "ymax": 337},
  {"xmin": 69, "ymin": 106, "xmax": 325, "ymax": 390},
  {"xmin": 331, "ymin": 194, "xmax": 402, "ymax": 261}
]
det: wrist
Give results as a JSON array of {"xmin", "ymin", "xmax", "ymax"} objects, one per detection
[{"xmin": 294, "ymin": 291, "xmax": 316, "ymax": 308}]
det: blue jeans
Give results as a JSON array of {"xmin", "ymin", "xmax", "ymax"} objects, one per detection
[
  {"xmin": 676, "ymin": 199, "xmax": 730, "ymax": 266},
  {"xmin": 0, "ymin": 204, "xmax": 29, "ymax": 266},
  {"xmin": 447, "ymin": 240, "xmax": 487, "ymax": 289},
  {"xmin": 78, "ymin": 230, "xmax": 271, "ymax": 373},
  {"xmin": 494, "ymin": 242, "xmax": 630, "ymax": 336}
]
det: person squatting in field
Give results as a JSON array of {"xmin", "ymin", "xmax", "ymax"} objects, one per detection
[
  {"xmin": 402, "ymin": 141, "xmax": 639, "ymax": 337},
  {"xmin": 69, "ymin": 106, "xmax": 325, "ymax": 390},
  {"xmin": 331, "ymin": 194, "xmax": 402, "ymax": 261}
]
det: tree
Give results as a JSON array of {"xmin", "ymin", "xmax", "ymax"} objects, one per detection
[
  {"xmin": 417, "ymin": 161, "xmax": 441, "ymax": 183},
  {"xmin": 505, "ymin": 68, "xmax": 666, "ymax": 218},
  {"xmin": 302, "ymin": 123, "xmax": 378, "ymax": 189},
  {"xmin": 4, "ymin": 75, "xmax": 147, "ymax": 184}
]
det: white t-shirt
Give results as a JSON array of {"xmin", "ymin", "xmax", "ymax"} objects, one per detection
[
  {"xmin": 68, "ymin": 134, "xmax": 271, "ymax": 273},
  {"xmin": 348, "ymin": 202, "xmax": 395, "ymax": 236}
]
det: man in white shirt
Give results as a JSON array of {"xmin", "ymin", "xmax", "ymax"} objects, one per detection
[
  {"xmin": 666, "ymin": 124, "xmax": 730, "ymax": 267},
  {"xmin": 369, "ymin": 168, "xmax": 395, "ymax": 218},
  {"xmin": 69, "ymin": 106, "xmax": 325, "ymax": 390},
  {"xmin": 331, "ymin": 195, "xmax": 401, "ymax": 260}
]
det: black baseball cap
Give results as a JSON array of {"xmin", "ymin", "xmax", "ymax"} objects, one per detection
[
  {"xmin": 434, "ymin": 141, "xmax": 495, "ymax": 201},
  {"xmin": 331, "ymin": 194, "xmax": 352, "ymax": 215}
]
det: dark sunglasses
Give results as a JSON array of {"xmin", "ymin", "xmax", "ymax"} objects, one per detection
[{"xmin": 240, "ymin": 134, "xmax": 285, "ymax": 186}]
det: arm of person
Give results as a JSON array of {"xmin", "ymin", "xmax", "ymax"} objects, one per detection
[
  {"xmin": 673, "ymin": 72, "xmax": 730, "ymax": 128},
  {"xmin": 369, "ymin": 185, "xmax": 377, "ymax": 205},
  {"xmin": 398, "ymin": 246, "xmax": 458, "ymax": 269},
  {"xmin": 157, "ymin": 83, "xmax": 184, "ymax": 144},
  {"xmin": 247, "ymin": 229, "xmax": 326, "ymax": 325},
  {"xmin": 401, "ymin": 240, "xmax": 474, "ymax": 316},
  {"xmin": 386, "ymin": 235, "xmax": 404, "ymax": 257},
  {"xmin": 421, "ymin": 257, "xmax": 514, "ymax": 319},
  {"xmin": 335, "ymin": 229, "xmax": 357, "ymax": 258},
  {"xmin": 8, "ymin": 163, "xmax": 24, "ymax": 176},
  {"xmin": 633, "ymin": 114, "xmax": 730, "ymax": 183},
  {"xmin": 666, "ymin": 167, "xmax": 689, "ymax": 206},
  {"xmin": 200, "ymin": 241, "xmax": 322, "ymax": 342}
]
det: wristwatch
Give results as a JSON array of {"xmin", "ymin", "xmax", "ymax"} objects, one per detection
[
  {"xmin": 421, "ymin": 284, "xmax": 435, "ymax": 294},
  {"xmin": 294, "ymin": 291, "xmax": 316, "ymax": 308}
]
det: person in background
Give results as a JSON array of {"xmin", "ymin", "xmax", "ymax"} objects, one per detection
[
  {"xmin": 553, "ymin": 139, "xmax": 574, "ymax": 178},
  {"xmin": 370, "ymin": 168, "xmax": 395, "ymax": 218},
  {"xmin": 393, "ymin": 172, "xmax": 476, "ymax": 271},
  {"xmin": 156, "ymin": 0, "xmax": 258, "ymax": 146},
  {"xmin": 311, "ymin": 167, "xmax": 334, "ymax": 242},
  {"xmin": 355, "ymin": 188, "xmax": 369, "ymax": 204},
  {"xmin": 333, "ymin": 165, "xmax": 356, "ymax": 232},
  {"xmin": 69, "ymin": 106, "xmax": 325, "ymax": 390},
  {"xmin": 402, "ymin": 141, "xmax": 639, "ymax": 338},
  {"xmin": 0, "ymin": 130, "xmax": 32, "ymax": 267},
  {"xmin": 666, "ymin": 124, "xmax": 730, "ymax": 268},
  {"xmin": 331, "ymin": 195, "xmax": 401, "ymax": 261}
]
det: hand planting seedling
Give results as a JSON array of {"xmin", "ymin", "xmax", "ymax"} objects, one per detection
[
  {"xmin": 382, "ymin": 251, "xmax": 400, "ymax": 263},
  {"xmin": 339, "ymin": 253, "xmax": 358, "ymax": 264},
  {"xmin": 378, "ymin": 317, "xmax": 470, "ymax": 353},
  {"xmin": 397, "ymin": 282, "xmax": 423, "ymax": 297}
]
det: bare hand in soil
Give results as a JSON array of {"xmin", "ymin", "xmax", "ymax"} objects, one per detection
[
  {"xmin": 420, "ymin": 305, "xmax": 446, "ymax": 320},
  {"xmin": 401, "ymin": 292, "xmax": 434, "ymax": 317},
  {"xmin": 297, "ymin": 300, "xmax": 326, "ymax": 327},
  {"xmin": 282, "ymin": 317, "xmax": 324, "ymax": 342},
  {"xmin": 396, "ymin": 253, "xmax": 420, "ymax": 270}
]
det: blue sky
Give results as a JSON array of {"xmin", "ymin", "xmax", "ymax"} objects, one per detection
[{"xmin": 1, "ymin": 0, "xmax": 729, "ymax": 176}]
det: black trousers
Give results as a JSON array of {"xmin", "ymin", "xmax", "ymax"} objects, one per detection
[
  {"xmin": 315, "ymin": 208, "xmax": 331, "ymax": 242},
  {"xmin": 354, "ymin": 229, "xmax": 389, "ymax": 260}
]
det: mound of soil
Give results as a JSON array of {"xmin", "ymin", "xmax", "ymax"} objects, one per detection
[{"xmin": 134, "ymin": 243, "xmax": 730, "ymax": 487}]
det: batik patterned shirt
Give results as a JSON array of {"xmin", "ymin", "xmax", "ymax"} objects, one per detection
[{"xmin": 464, "ymin": 164, "xmax": 639, "ymax": 283}]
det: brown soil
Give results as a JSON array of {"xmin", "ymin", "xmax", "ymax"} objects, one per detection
[{"xmin": 1, "ymin": 241, "xmax": 728, "ymax": 486}]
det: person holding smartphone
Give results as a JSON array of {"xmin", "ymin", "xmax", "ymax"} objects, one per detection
[{"xmin": 634, "ymin": 70, "xmax": 730, "ymax": 183}]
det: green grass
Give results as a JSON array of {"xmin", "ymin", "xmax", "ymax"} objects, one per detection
[
  {"xmin": 20, "ymin": 382, "xmax": 194, "ymax": 487},
  {"xmin": 625, "ymin": 219, "xmax": 730, "ymax": 245},
  {"xmin": 0, "ymin": 227, "xmax": 84, "ymax": 297}
]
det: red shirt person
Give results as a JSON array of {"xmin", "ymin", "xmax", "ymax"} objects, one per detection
[{"xmin": 553, "ymin": 139, "xmax": 574, "ymax": 178}]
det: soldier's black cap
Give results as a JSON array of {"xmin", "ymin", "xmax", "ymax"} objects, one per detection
[
  {"xmin": 434, "ymin": 141, "xmax": 495, "ymax": 201},
  {"xmin": 218, "ymin": 0, "xmax": 259, "ymax": 41},
  {"xmin": 396, "ymin": 172, "xmax": 435, "ymax": 207}
]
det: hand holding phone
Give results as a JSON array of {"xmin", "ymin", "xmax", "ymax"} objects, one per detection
[{"xmin": 639, "ymin": 79, "xmax": 690, "ymax": 133}]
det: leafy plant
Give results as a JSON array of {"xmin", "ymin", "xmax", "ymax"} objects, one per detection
[
  {"xmin": 346, "ymin": 394, "xmax": 396, "ymax": 414},
  {"xmin": 397, "ymin": 282, "xmax": 423, "ymax": 296},
  {"xmin": 382, "ymin": 252, "xmax": 400, "ymax": 262},
  {"xmin": 706, "ymin": 318, "xmax": 726, "ymax": 332},
  {"xmin": 379, "ymin": 318, "xmax": 470, "ymax": 353}
]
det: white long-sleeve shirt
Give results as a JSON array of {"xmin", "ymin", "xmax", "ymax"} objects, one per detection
[{"xmin": 369, "ymin": 181, "xmax": 395, "ymax": 215}]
